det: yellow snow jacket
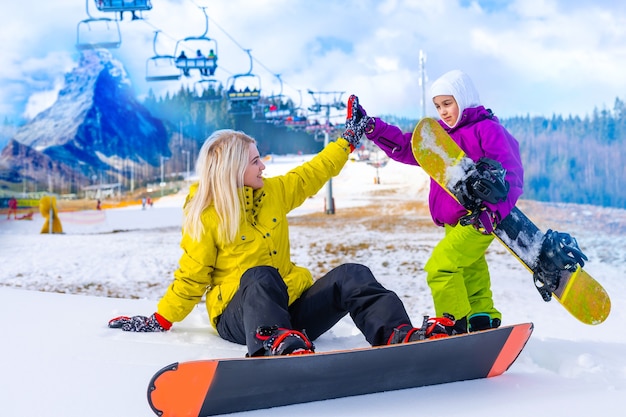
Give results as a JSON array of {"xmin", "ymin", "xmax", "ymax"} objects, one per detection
[{"xmin": 157, "ymin": 138, "xmax": 351, "ymax": 329}]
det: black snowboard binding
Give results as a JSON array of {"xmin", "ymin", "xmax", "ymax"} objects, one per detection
[
  {"xmin": 452, "ymin": 157, "xmax": 510, "ymax": 212},
  {"xmin": 533, "ymin": 229, "xmax": 588, "ymax": 301},
  {"xmin": 388, "ymin": 314, "xmax": 460, "ymax": 344}
]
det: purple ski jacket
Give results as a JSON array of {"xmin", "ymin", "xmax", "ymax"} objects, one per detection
[{"xmin": 366, "ymin": 106, "xmax": 524, "ymax": 227}]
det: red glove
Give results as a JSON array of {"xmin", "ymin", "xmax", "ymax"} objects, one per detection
[
  {"xmin": 342, "ymin": 95, "xmax": 373, "ymax": 150},
  {"xmin": 108, "ymin": 312, "xmax": 172, "ymax": 332}
]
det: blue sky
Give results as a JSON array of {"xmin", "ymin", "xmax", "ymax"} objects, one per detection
[{"xmin": 3, "ymin": 0, "xmax": 626, "ymax": 123}]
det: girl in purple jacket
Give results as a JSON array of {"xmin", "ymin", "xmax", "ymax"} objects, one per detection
[{"xmin": 359, "ymin": 70, "xmax": 524, "ymax": 333}]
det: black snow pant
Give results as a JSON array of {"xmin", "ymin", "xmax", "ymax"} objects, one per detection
[{"xmin": 215, "ymin": 263, "xmax": 413, "ymax": 356}]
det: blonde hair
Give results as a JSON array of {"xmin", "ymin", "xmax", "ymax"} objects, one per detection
[{"xmin": 183, "ymin": 129, "xmax": 256, "ymax": 243}]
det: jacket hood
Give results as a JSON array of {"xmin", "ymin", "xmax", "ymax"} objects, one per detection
[{"xmin": 430, "ymin": 70, "xmax": 481, "ymax": 128}]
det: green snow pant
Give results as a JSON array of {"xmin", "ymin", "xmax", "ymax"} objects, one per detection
[{"xmin": 424, "ymin": 223, "xmax": 501, "ymax": 322}]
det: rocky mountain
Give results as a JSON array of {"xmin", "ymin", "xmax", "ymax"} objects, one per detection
[
  {"xmin": 0, "ymin": 139, "xmax": 79, "ymax": 185},
  {"xmin": 1, "ymin": 49, "xmax": 170, "ymax": 192}
]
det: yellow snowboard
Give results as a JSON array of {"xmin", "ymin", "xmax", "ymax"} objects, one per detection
[{"xmin": 412, "ymin": 118, "xmax": 610, "ymax": 325}]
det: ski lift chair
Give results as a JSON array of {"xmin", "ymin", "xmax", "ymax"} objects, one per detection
[
  {"xmin": 174, "ymin": 37, "xmax": 218, "ymax": 77},
  {"xmin": 94, "ymin": 0, "xmax": 153, "ymax": 20},
  {"xmin": 75, "ymin": 17, "xmax": 122, "ymax": 50},
  {"xmin": 145, "ymin": 31, "xmax": 181, "ymax": 81},
  {"xmin": 226, "ymin": 74, "xmax": 262, "ymax": 115},
  {"xmin": 145, "ymin": 56, "xmax": 181, "ymax": 82}
]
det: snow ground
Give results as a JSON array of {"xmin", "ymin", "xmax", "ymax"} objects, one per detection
[{"xmin": 1, "ymin": 155, "xmax": 625, "ymax": 417}]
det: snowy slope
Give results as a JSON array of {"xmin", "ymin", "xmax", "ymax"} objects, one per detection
[{"xmin": 1, "ymin": 156, "xmax": 625, "ymax": 417}]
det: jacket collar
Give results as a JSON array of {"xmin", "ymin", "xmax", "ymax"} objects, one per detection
[
  {"xmin": 242, "ymin": 186, "xmax": 267, "ymax": 216},
  {"xmin": 442, "ymin": 106, "xmax": 495, "ymax": 133}
]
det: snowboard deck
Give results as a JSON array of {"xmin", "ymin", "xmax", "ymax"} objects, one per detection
[
  {"xmin": 148, "ymin": 322, "xmax": 533, "ymax": 417},
  {"xmin": 411, "ymin": 118, "xmax": 610, "ymax": 325}
]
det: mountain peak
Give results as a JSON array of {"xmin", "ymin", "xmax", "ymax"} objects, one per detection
[
  {"xmin": 6, "ymin": 49, "xmax": 169, "ymax": 185},
  {"xmin": 14, "ymin": 49, "xmax": 133, "ymax": 150}
]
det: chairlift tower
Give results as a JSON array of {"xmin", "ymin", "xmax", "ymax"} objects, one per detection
[{"xmin": 307, "ymin": 90, "xmax": 347, "ymax": 214}]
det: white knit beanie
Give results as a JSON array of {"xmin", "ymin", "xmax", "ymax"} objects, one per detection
[{"xmin": 430, "ymin": 70, "xmax": 481, "ymax": 128}]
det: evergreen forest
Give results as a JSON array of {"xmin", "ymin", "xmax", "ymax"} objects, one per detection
[{"xmin": 502, "ymin": 99, "xmax": 626, "ymax": 208}]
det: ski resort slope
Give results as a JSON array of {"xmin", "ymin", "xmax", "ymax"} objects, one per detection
[{"xmin": 1, "ymin": 155, "xmax": 625, "ymax": 417}]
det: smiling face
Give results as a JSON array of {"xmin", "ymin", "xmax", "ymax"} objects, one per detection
[
  {"xmin": 432, "ymin": 95, "xmax": 460, "ymax": 128},
  {"xmin": 243, "ymin": 143, "xmax": 265, "ymax": 189}
]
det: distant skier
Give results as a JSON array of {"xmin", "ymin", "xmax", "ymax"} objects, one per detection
[
  {"xmin": 196, "ymin": 50, "xmax": 208, "ymax": 76},
  {"xmin": 7, "ymin": 197, "xmax": 18, "ymax": 219},
  {"xmin": 176, "ymin": 51, "xmax": 190, "ymax": 76}
]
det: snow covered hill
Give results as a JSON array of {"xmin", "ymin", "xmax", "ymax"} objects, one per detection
[{"xmin": 1, "ymin": 156, "xmax": 624, "ymax": 417}]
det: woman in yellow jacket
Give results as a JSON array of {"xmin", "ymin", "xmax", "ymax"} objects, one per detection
[{"xmin": 109, "ymin": 97, "xmax": 456, "ymax": 356}]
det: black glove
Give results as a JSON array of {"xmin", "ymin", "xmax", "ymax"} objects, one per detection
[
  {"xmin": 342, "ymin": 95, "xmax": 373, "ymax": 148},
  {"xmin": 108, "ymin": 312, "xmax": 172, "ymax": 332},
  {"xmin": 460, "ymin": 208, "xmax": 499, "ymax": 234}
]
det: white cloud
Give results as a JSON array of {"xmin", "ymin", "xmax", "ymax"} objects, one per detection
[{"xmin": 23, "ymin": 81, "xmax": 63, "ymax": 120}]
